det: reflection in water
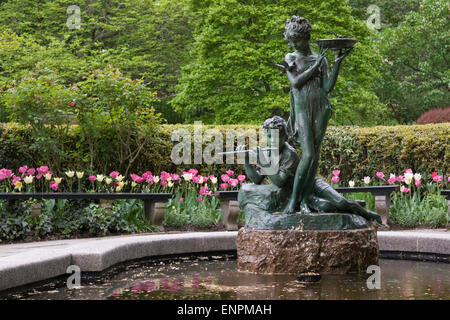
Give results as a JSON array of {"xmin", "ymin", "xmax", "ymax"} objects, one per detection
[{"xmin": 8, "ymin": 256, "xmax": 450, "ymax": 300}]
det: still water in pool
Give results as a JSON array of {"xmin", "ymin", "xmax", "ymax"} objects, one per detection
[{"xmin": 7, "ymin": 255, "xmax": 450, "ymax": 300}]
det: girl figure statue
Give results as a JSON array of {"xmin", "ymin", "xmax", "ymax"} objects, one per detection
[{"xmin": 277, "ymin": 16, "xmax": 352, "ymax": 214}]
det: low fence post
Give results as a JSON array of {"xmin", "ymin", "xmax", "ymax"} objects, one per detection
[
  {"xmin": 220, "ymin": 199, "xmax": 239, "ymax": 231},
  {"xmin": 144, "ymin": 201, "xmax": 166, "ymax": 231},
  {"xmin": 374, "ymin": 194, "xmax": 390, "ymax": 226}
]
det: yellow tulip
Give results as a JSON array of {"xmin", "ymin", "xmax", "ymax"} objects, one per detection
[
  {"xmin": 76, "ymin": 171, "xmax": 84, "ymax": 179},
  {"xmin": 14, "ymin": 181, "xmax": 23, "ymax": 191},
  {"xmin": 105, "ymin": 177, "xmax": 112, "ymax": 185},
  {"xmin": 54, "ymin": 177, "xmax": 62, "ymax": 184},
  {"xmin": 44, "ymin": 173, "xmax": 52, "ymax": 181}
]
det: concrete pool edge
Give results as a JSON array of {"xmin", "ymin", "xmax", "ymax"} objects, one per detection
[{"xmin": 0, "ymin": 230, "xmax": 449, "ymax": 292}]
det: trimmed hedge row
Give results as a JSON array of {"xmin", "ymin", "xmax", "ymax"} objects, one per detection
[{"xmin": 0, "ymin": 123, "xmax": 448, "ymax": 179}]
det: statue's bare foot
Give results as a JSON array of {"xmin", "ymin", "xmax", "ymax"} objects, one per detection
[
  {"xmin": 282, "ymin": 200, "xmax": 296, "ymax": 214},
  {"xmin": 367, "ymin": 210, "xmax": 382, "ymax": 224},
  {"xmin": 300, "ymin": 202, "xmax": 311, "ymax": 214}
]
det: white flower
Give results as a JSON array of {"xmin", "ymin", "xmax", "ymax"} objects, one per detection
[
  {"xmin": 363, "ymin": 176, "xmax": 371, "ymax": 185},
  {"xmin": 182, "ymin": 173, "xmax": 193, "ymax": 181},
  {"xmin": 96, "ymin": 174, "xmax": 104, "ymax": 182},
  {"xmin": 168, "ymin": 181, "xmax": 174, "ymax": 188},
  {"xmin": 400, "ymin": 185, "xmax": 405, "ymax": 193},
  {"xmin": 390, "ymin": 173, "xmax": 396, "ymax": 179},
  {"xmin": 105, "ymin": 177, "xmax": 112, "ymax": 185},
  {"xmin": 414, "ymin": 173, "xmax": 422, "ymax": 181},
  {"xmin": 76, "ymin": 171, "xmax": 84, "ymax": 179},
  {"xmin": 404, "ymin": 177, "xmax": 412, "ymax": 185},
  {"xmin": 153, "ymin": 176, "xmax": 160, "ymax": 183},
  {"xmin": 44, "ymin": 173, "xmax": 52, "ymax": 181},
  {"xmin": 24, "ymin": 175, "xmax": 34, "ymax": 184},
  {"xmin": 348, "ymin": 180, "xmax": 355, "ymax": 188},
  {"xmin": 211, "ymin": 177, "xmax": 218, "ymax": 184},
  {"xmin": 404, "ymin": 172, "xmax": 414, "ymax": 181},
  {"xmin": 116, "ymin": 175, "xmax": 125, "ymax": 182},
  {"xmin": 65, "ymin": 171, "xmax": 75, "ymax": 178}
]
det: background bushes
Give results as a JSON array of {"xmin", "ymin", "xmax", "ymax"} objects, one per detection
[{"xmin": 0, "ymin": 123, "xmax": 448, "ymax": 180}]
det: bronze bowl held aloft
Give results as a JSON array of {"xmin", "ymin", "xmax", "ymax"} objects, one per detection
[{"xmin": 316, "ymin": 32, "xmax": 357, "ymax": 51}]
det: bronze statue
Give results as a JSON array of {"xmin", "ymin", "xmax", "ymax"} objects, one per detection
[
  {"xmin": 237, "ymin": 16, "xmax": 381, "ymax": 229},
  {"xmin": 238, "ymin": 116, "xmax": 381, "ymax": 227},
  {"xmin": 276, "ymin": 16, "xmax": 353, "ymax": 214}
]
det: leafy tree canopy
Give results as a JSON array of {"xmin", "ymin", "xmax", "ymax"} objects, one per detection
[
  {"xmin": 173, "ymin": 0, "xmax": 391, "ymax": 125},
  {"xmin": 375, "ymin": 0, "xmax": 449, "ymax": 123}
]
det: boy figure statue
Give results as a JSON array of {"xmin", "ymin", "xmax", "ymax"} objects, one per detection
[{"xmin": 238, "ymin": 116, "xmax": 381, "ymax": 226}]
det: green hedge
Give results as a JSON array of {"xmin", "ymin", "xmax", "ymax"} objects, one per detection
[{"xmin": 0, "ymin": 123, "xmax": 448, "ymax": 179}]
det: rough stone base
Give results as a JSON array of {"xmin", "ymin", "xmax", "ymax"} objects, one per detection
[{"xmin": 237, "ymin": 228, "xmax": 379, "ymax": 274}]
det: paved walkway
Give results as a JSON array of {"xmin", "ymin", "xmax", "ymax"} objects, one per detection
[{"xmin": 0, "ymin": 229, "xmax": 448, "ymax": 291}]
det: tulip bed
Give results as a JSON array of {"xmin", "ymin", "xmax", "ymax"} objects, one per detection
[
  {"xmin": 0, "ymin": 167, "xmax": 247, "ymax": 242},
  {"xmin": 0, "ymin": 165, "xmax": 448, "ymax": 243}
]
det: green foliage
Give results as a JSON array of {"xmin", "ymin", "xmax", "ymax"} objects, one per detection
[
  {"xmin": 1, "ymin": 199, "xmax": 156, "ymax": 241},
  {"xmin": 173, "ymin": 0, "xmax": 389, "ymax": 125},
  {"xmin": 0, "ymin": 0, "xmax": 194, "ymax": 122},
  {"xmin": 75, "ymin": 67, "xmax": 161, "ymax": 174},
  {"xmin": 348, "ymin": 0, "xmax": 422, "ymax": 27},
  {"xmin": 1, "ymin": 123, "xmax": 448, "ymax": 181},
  {"xmin": 2, "ymin": 72, "xmax": 76, "ymax": 171},
  {"xmin": 390, "ymin": 186, "xmax": 449, "ymax": 227},
  {"xmin": 0, "ymin": 200, "xmax": 32, "ymax": 242},
  {"xmin": 375, "ymin": 0, "xmax": 449, "ymax": 123},
  {"xmin": 0, "ymin": 68, "xmax": 162, "ymax": 175},
  {"xmin": 164, "ymin": 191, "xmax": 221, "ymax": 229}
]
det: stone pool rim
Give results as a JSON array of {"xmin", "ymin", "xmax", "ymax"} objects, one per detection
[{"xmin": 0, "ymin": 230, "xmax": 449, "ymax": 292}]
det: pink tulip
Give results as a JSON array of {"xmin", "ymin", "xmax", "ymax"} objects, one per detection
[
  {"xmin": 171, "ymin": 173, "xmax": 181, "ymax": 181},
  {"xmin": 160, "ymin": 171, "xmax": 170, "ymax": 181},
  {"xmin": 448, "ymin": 177, "xmax": 450, "ymax": 183},
  {"xmin": 433, "ymin": 175, "xmax": 444, "ymax": 182},
  {"xmin": 415, "ymin": 180, "xmax": 421, "ymax": 187},
  {"xmin": 405, "ymin": 168, "xmax": 413, "ymax": 174},
  {"xmin": 130, "ymin": 174, "xmax": 144, "ymax": 183},
  {"xmin": 221, "ymin": 174, "xmax": 230, "ymax": 182},
  {"xmin": 396, "ymin": 175, "xmax": 405, "ymax": 182},
  {"xmin": 110, "ymin": 171, "xmax": 120, "ymax": 178},
  {"xmin": 220, "ymin": 183, "xmax": 229, "ymax": 190},
  {"xmin": 226, "ymin": 170, "xmax": 234, "ymax": 176},
  {"xmin": 27, "ymin": 168, "xmax": 36, "ymax": 176},
  {"xmin": 192, "ymin": 176, "xmax": 201, "ymax": 184},
  {"xmin": 402, "ymin": 187, "xmax": 410, "ymax": 193},
  {"xmin": 142, "ymin": 171, "xmax": 153, "ymax": 180},
  {"xmin": 179, "ymin": 197, "xmax": 184, "ymax": 202},
  {"xmin": 331, "ymin": 176, "xmax": 340, "ymax": 183},
  {"xmin": 388, "ymin": 177, "xmax": 396, "ymax": 185},
  {"xmin": 160, "ymin": 180, "xmax": 167, "ymax": 187},
  {"xmin": 237, "ymin": 174, "xmax": 246, "ymax": 182},
  {"xmin": 229, "ymin": 179, "xmax": 239, "ymax": 188},
  {"xmin": 19, "ymin": 165, "xmax": 28, "ymax": 176},
  {"xmin": 50, "ymin": 181, "xmax": 58, "ymax": 191},
  {"xmin": 89, "ymin": 175, "xmax": 96, "ymax": 182},
  {"xmin": 198, "ymin": 197, "xmax": 203, "ymax": 203},
  {"xmin": 332, "ymin": 170, "xmax": 341, "ymax": 176},
  {"xmin": 188, "ymin": 169, "xmax": 198, "ymax": 176},
  {"xmin": 376, "ymin": 172, "xmax": 385, "ymax": 180},
  {"xmin": 69, "ymin": 102, "xmax": 75, "ymax": 107}
]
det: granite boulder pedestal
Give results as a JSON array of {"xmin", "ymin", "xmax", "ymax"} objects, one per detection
[{"xmin": 236, "ymin": 211, "xmax": 379, "ymax": 275}]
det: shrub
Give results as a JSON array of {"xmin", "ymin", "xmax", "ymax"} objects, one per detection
[
  {"xmin": 0, "ymin": 123, "xmax": 448, "ymax": 180},
  {"xmin": 416, "ymin": 107, "xmax": 450, "ymax": 124}
]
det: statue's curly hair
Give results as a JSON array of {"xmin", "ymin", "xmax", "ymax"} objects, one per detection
[
  {"xmin": 263, "ymin": 116, "xmax": 288, "ymax": 137},
  {"xmin": 284, "ymin": 15, "xmax": 312, "ymax": 41}
]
